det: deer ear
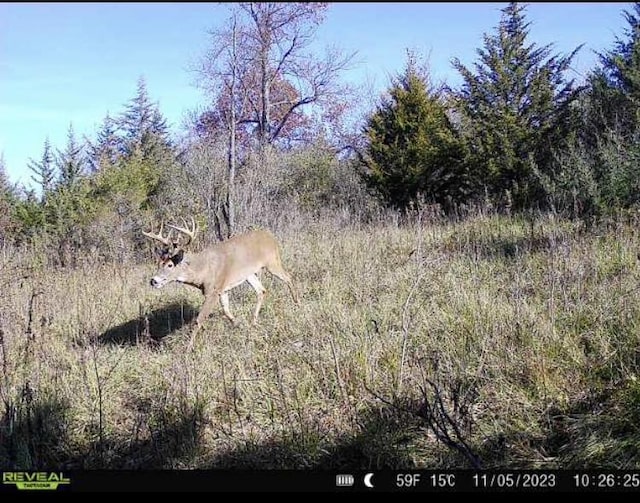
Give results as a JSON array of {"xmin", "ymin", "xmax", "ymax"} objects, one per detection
[{"xmin": 171, "ymin": 249, "xmax": 184, "ymax": 265}]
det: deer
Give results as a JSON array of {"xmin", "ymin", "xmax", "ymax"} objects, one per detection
[{"xmin": 142, "ymin": 218, "xmax": 299, "ymax": 348}]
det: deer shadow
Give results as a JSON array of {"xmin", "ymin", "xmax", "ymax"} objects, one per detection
[{"xmin": 97, "ymin": 302, "xmax": 199, "ymax": 346}]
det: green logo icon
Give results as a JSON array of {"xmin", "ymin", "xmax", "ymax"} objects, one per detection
[{"xmin": 2, "ymin": 472, "xmax": 71, "ymax": 491}]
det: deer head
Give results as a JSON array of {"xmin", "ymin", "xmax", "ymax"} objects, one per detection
[{"xmin": 142, "ymin": 217, "xmax": 198, "ymax": 288}]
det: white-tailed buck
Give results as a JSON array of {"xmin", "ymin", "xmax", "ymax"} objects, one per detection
[{"xmin": 143, "ymin": 218, "xmax": 298, "ymax": 347}]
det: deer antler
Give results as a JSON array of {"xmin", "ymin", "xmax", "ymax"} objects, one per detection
[
  {"xmin": 142, "ymin": 223, "xmax": 173, "ymax": 247},
  {"xmin": 167, "ymin": 217, "xmax": 198, "ymax": 248}
]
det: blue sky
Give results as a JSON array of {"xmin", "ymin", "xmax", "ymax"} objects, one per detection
[{"xmin": 0, "ymin": 2, "xmax": 632, "ymax": 188}]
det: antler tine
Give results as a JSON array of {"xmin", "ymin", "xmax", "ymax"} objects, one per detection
[
  {"xmin": 142, "ymin": 222, "xmax": 173, "ymax": 247},
  {"xmin": 167, "ymin": 216, "xmax": 198, "ymax": 247}
]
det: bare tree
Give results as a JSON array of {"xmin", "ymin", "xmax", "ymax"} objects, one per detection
[
  {"xmin": 192, "ymin": 3, "xmax": 357, "ymax": 238},
  {"xmin": 227, "ymin": 13, "xmax": 239, "ymax": 237},
  {"xmin": 197, "ymin": 2, "xmax": 356, "ymax": 157},
  {"xmin": 197, "ymin": 11, "xmax": 249, "ymax": 238},
  {"xmin": 179, "ymin": 133, "xmax": 229, "ymax": 242}
]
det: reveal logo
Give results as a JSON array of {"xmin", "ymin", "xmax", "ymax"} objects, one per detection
[{"xmin": 2, "ymin": 472, "xmax": 70, "ymax": 491}]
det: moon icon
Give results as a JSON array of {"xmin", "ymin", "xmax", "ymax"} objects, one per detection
[{"xmin": 364, "ymin": 473, "xmax": 375, "ymax": 488}]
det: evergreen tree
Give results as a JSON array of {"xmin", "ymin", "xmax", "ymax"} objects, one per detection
[
  {"xmin": 87, "ymin": 113, "xmax": 121, "ymax": 171},
  {"xmin": 118, "ymin": 76, "xmax": 171, "ymax": 160},
  {"xmin": 587, "ymin": 3, "xmax": 640, "ymax": 139},
  {"xmin": 27, "ymin": 137, "xmax": 56, "ymax": 199},
  {"xmin": 361, "ymin": 53, "xmax": 465, "ymax": 209},
  {"xmin": 57, "ymin": 123, "xmax": 85, "ymax": 188},
  {"xmin": 150, "ymin": 108, "xmax": 169, "ymax": 139},
  {"xmin": 12, "ymin": 188, "xmax": 45, "ymax": 243},
  {"xmin": 544, "ymin": 3, "xmax": 640, "ymax": 218},
  {"xmin": 0, "ymin": 153, "xmax": 18, "ymax": 243},
  {"xmin": 452, "ymin": 2, "xmax": 582, "ymax": 209},
  {"xmin": 0, "ymin": 152, "xmax": 15, "ymax": 197}
]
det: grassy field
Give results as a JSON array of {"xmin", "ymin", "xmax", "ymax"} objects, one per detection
[{"xmin": 2, "ymin": 212, "xmax": 640, "ymax": 469}]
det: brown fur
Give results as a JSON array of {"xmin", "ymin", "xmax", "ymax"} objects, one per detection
[{"xmin": 149, "ymin": 229, "xmax": 299, "ymax": 348}]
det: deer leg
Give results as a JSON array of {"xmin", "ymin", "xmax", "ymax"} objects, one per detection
[
  {"xmin": 246, "ymin": 274, "xmax": 266, "ymax": 324},
  {"xmin": 189, "ymin": 293, "xmax": 218, "ymax": 349},
  {"xmin": 267, "ymin": 262, "xmax": 299, "ymax": 304},
  {"xmin": 219, "ymin": 292, "xmax": 237, "ymax": 325},
  {"xmin": 187, "ymin": 324, "xmax": 199, "ymax": 352},
  {"xmin": 187, "ymin": 317, "xmax": 202, "ymax": 351},
  {"xmin": 196, "ymin": 293, "xmax": 218, "ymax": 327}
]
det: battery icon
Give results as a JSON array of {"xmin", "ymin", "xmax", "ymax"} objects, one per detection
[{"xmin": 336, "ymin": 474, "xmax": 355, "ymax": 487}]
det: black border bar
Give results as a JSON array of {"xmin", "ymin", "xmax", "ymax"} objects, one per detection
[{"xmin": 2, "ymin": 470, "xmax": 640, "ymax": 493}]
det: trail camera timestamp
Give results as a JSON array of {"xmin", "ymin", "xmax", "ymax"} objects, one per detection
[{"xmin": 574, "ymin": 473, "xmax": 640, "ymax": 489}]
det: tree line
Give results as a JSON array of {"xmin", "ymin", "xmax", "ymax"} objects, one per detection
[
  {"xmin": 1, "ymin": 2, "xmax": 639, "ymax": 265},
  {"xmin": 362, "ymin": 3, "xmax": 640, "ymax": 218}
]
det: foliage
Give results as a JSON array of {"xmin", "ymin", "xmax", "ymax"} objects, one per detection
[
  {"xmin": 27, "ymin": 138, "xmax": 56, "ymax": 199},
  {"xmin": 118, "ymin": 76, "xmax": 172, "ymax": 160},
  {"xmin": 361, "ymin": 53, "xmax": 465, "ymax": 209},
  {"xmin": 272, "ymin": 138, "xmax": 378, "ymax": 216},
  {"xmin": 12, "ymin": 190, "xmax": 45, "ymax": 242},
  {"xmin": 194, "ymin": 73, "xmax": 315, "ymax": 152},
  {"xmin": 11, "ymin": 79, "xmax": 176, "ymax": 264},
  {"xmin": 541, "ymin": 3, "xmax": 640, "ymax": 219},
  {"xmin": 0, "ymin": 154, "xmax": 19, "ymax": 244},
  {"xmin": 7, "ymin": 3, "xmax": 640, "ymax": 248},
  {"xmin": 86, "ymin": 113, "xmax": 121, "ymax": 172},
  {"xmin": 56, "ymin": 123, "xmax": 86, "ymax": 189},
  {"xmin": 541, "ymin": 122, "xmax": 640, "ymax": 219},
  {"xmin": 452, "ymin": 2, "xmax": 582, "ymax": 210},
  {"xmin": 589, "ymin": 2, "xmax": 640, "ymax": 138}
]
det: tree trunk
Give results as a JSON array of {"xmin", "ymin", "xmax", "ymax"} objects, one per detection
[
  {"xmin": 259, "ymin": 27, "xmax": 270, "ymax": 169},
  {"xmin": 226, "ymin": 13, "xmax": 238, "ymax": 238}
]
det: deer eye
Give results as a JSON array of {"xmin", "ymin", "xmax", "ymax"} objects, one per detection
[{"xmin": 166, "ymin": 262, "xmax": 174, "ymax": 269}]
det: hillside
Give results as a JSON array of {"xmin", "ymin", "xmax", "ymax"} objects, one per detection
[{"xmin": 2, "ymin": 212, "xmax": 639, "ymax": 469}]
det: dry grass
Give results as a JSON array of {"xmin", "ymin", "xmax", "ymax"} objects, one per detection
[{"xmin": 2, "ymin": 211, "xmax": 640, "ymax": 469}]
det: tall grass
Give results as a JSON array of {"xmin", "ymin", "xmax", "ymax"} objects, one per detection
[{"xmin": 2, "ymin": 210, "xmax": 640, "ymax": 469}]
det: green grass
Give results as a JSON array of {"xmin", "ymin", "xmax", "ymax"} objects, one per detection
[{"xmin": 2, "ymin": 212, "xmax": 640, "ymax": 469}]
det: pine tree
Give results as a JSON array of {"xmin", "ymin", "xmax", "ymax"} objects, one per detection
[
  {"xmin": 550, "ymin": 2, "xmax": 640, "ymax": 217},
  {"xmin": 589, "ymin": 3, "xmax": 640, "ymax": 137},
  {"xmin": 28, "ymin": 137, "xmax": 56, "ymax": 199},
  {"xmin": 87, "ymin": 113, "xmax": 121, "ymax": 171},
  {"xmin": 0, "ymin": 152, "xmax": 15, "ymax": 197},
  {"xmin": 150, "ymin": 108, "xmax": 169, "ymax": 140},
  {"xmin": 118, "ymin": 76, "xmax": 171, "ymax": 159},
  {"xmin": 101, "ymin": 76, "xmax": 179, "ymax": 223},
  {"xmin": 57, "ymin": 123, "xmax": 85, "ymax": 188},
  {"xmin": 0, "ymin": 154, "xmax": 17, "ymax": 243},
  {"xmin": 452, "ymin": 2, "xmax": 582, "ymax": 209},
  {"xmin": 120, "ymin": 76, "xmax": 153, "ymax": 151},
  {"xmin": 361, "ymin": 53, "xmax": 465, "ymax": 209}
]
